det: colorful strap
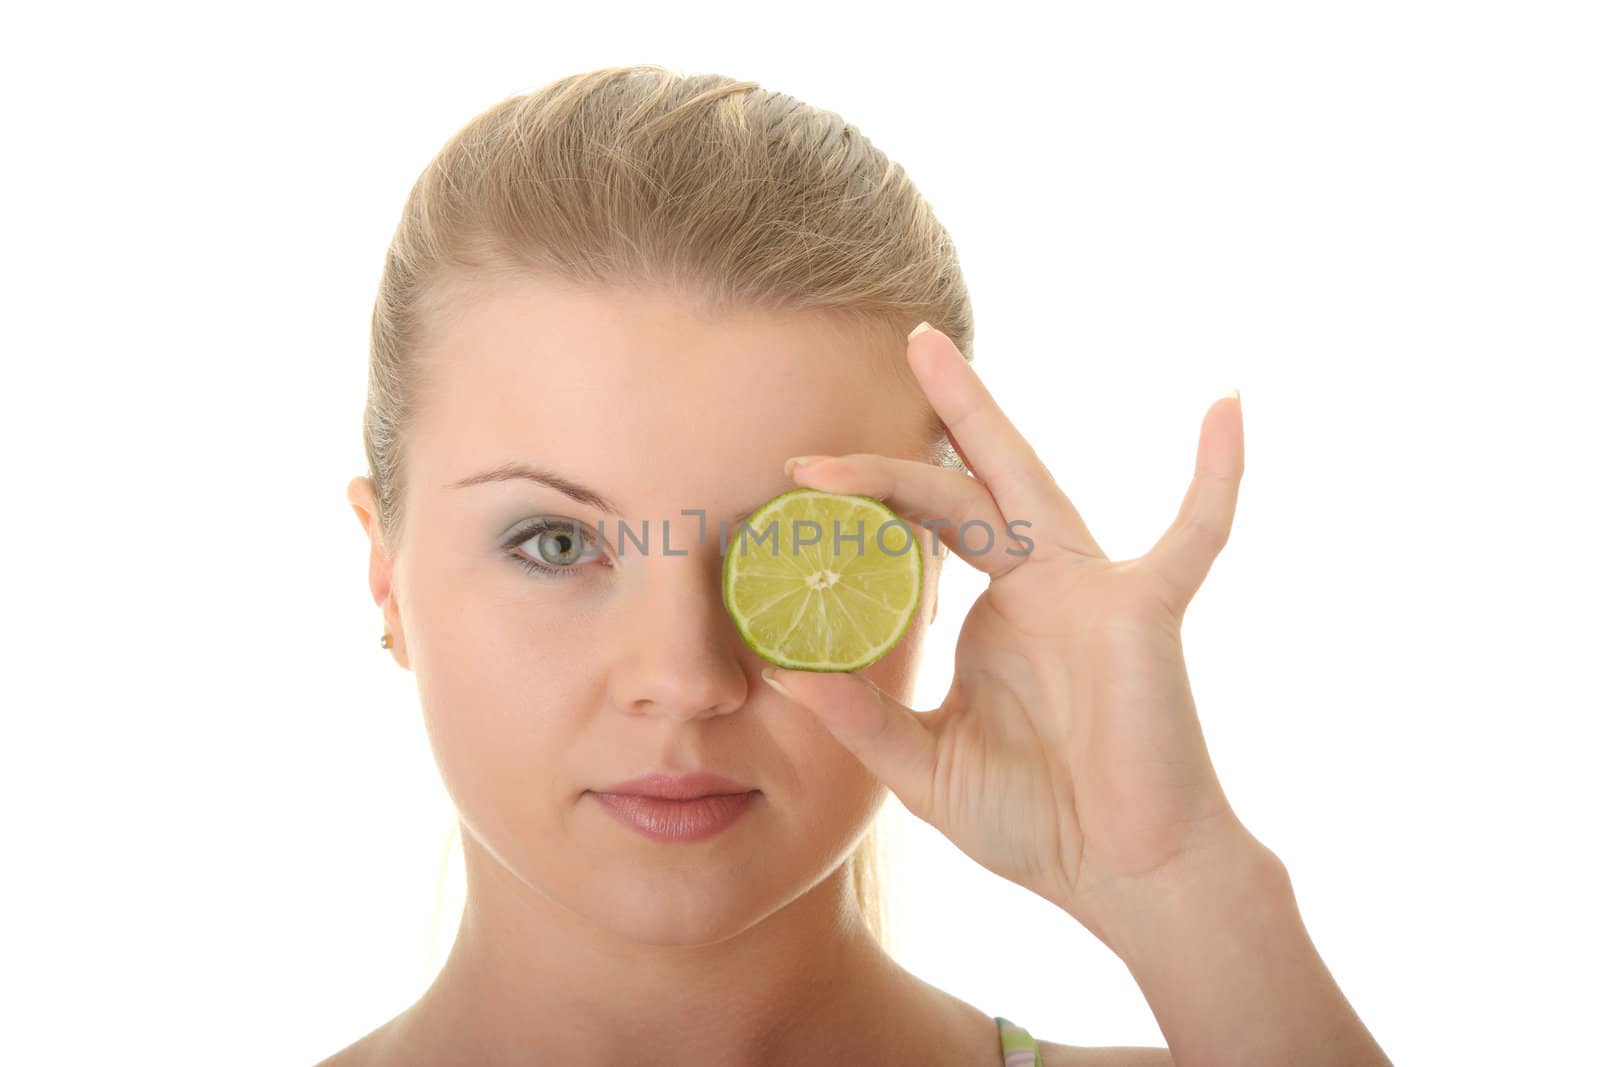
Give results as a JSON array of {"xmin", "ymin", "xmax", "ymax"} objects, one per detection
[{"xmin": 995, "ymin": 1016, "xmax": 1044, "ymax": 1067}]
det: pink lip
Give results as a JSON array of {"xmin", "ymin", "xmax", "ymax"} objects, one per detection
[
  {"xmin": 596, "ymin": 771, "xmax": 754, "ymax": 800},
  {"xmin": 591, "ymin": 791, "xmax": 758, "ymax": 843}
]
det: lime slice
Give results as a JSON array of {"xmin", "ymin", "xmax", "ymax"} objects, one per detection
[{"xmin": 722, "ymin": 489, "xmax": 923, "ymax": 672}]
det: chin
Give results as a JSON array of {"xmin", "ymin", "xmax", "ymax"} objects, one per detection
[{"xmin": 566, "ymin": 874, "xmax": 778, "ymax": 947}]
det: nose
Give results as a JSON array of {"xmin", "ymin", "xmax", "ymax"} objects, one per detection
[{"xmin": 606, "ymin": 550, "xmax": 751, "ymax": 721}]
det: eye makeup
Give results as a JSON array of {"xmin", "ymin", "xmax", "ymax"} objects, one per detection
[{"xmin": 500, "ymin": 516, "xmax": 608, "ymax": 580}]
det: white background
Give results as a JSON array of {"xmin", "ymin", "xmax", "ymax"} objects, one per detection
[{"xmin": 3, "ymin": 2, "xmax": 1596, "ymax": 1064}]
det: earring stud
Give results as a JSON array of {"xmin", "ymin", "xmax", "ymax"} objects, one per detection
[{"xmin": 380, "ymin": 632, "xmax": 393, "ymax": 650}]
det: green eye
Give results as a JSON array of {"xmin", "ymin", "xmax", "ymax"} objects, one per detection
[{"xmin": 504, "ymin": 518, "xmax": 604, "ymax": 579}]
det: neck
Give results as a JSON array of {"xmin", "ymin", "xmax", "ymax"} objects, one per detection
[{"xmin": 387, "ymin": 825, "xmax": 926, "ymax": 1066}]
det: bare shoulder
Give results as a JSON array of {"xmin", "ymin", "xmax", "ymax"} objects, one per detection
[
  {"xmin": 311, "ymin": 1017, "xmax": 397, "ymax": 1067},
  {"xmin": 1038, "ymin": 1039, "xmax": 1173, "ymax": 1067},
  {"xmin": 311, "ymin": 1035, "xmax": 375, "ymax": 1067},
  {"xmin": 311, "ymin": 1040, "xmax": 367, "ymax": 1067}
]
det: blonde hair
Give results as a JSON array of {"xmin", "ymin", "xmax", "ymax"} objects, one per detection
[{"xmin": 367, "ymin": 65, "xmax": 974, "ymax": 954}]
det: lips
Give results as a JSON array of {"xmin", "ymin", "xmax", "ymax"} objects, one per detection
[
  {"xmin": 589, "ymin": 771, "xmax": 761, "ymax": 841},
  {"xmin": 592, "ymin": 791, "xmax": 758, "ymax": 843},
  {"xmin": 595, "ymin": 771, "xmax": 755, "ymax": 800}
]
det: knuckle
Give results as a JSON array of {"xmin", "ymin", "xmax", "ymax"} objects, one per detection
[{"xmin": 1185, "ymin": 510, "xmax": 1228, "ymax": 551}]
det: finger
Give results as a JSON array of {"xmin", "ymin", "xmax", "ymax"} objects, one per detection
[
  {"xmin": 786, "ymin": 452, "xmax": 1029, "ymax": 577},
  {"xmin": 1145, "ymin": 392, "xmax": 1245, "ymax": 613},
  {"xmin": 762, "ymin": 665, "xmax": 937, "ymax": 822},
  {"xmin": 906, "ymin": 324, "xmax": 1104, "ymax": 560}
]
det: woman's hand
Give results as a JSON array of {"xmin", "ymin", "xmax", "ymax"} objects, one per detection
[{"xmin": 761, "ymin": 322, "xmax": 1255, "ymax": 952}]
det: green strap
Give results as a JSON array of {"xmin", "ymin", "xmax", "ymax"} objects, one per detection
[{"xmin": 995, "ymin": 1016, "xmax": 1044, "ymax": 1066}]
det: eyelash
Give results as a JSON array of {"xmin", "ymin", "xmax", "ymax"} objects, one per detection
[{"xmin": 502, "ymin": 518, "xmax": 607, "ymax": 580}]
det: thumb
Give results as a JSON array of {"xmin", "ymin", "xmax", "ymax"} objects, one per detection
[
  {"xmin": 1146, "ymin": 391, "xmax": 1244, "ymax": 613},
  {"xmin": 762, "ymin": 666, "xmax": 938, "ymax": 820}
]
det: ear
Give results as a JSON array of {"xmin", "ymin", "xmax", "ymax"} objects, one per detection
[
  {"xmin": 922, "ymin": 525, "xmax": 943, "ymax": 626},
  {"xmin": 347, "ymin": 476, "xmax": 409, "ymax": 669}
]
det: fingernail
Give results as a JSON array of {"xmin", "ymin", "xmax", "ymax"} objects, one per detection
[
  {"xmin": 1226, "ymin": 388, "xmax": 1241, "ymax": 401},
  {"xmin": 908, "ymin": 321, "xmax": 934, "ymax": 341},
  {"xmin": 762, "ymin": 666, "xmax": 796, "ymax": 699},
  {"xmin": 783, "ymin": 456, "xmax": 812, "ymax": 477}
]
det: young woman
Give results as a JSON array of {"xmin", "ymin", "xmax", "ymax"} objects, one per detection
[{"xmin": 321, "ymin": 65, "xmax": 1390, "ymax": 1066}]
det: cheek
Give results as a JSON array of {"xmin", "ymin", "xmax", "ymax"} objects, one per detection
[
  {"xmin": 403, "ymin": 565, "xmax": 600, "ymax": 826},
  {"xmin": 763, "ymin": 693, "xmax": 887, "ymax": 841},
  {"xmin": 863, "ymin": 612, "xmax": 927, "ymax": 705},
  {"xmin": 406, "ymin": 554, "xmax": 596, "ymax": 709}
]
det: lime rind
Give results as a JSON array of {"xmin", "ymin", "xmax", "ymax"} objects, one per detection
[{"xmin": 722, "ymin": 489, "xmax": 923, "ymax": 672}]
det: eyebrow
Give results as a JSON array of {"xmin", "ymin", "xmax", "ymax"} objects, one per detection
[
  {"xmin": 446, "ymin": 461, "xmax": 774, "ymax": 531},
  {"xmin": 445, "ymin": 462, "xmax": 622, "ymax": 515}
]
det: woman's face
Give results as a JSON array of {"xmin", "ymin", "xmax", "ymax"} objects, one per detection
[{"xmin": 356, "ymin": 277, "xmax": 943, "ymax": 946}]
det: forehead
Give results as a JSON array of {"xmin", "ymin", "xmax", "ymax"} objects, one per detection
[{"xmin": 408, "ymin": 278, "xmax": 931, "ymax": 509}]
